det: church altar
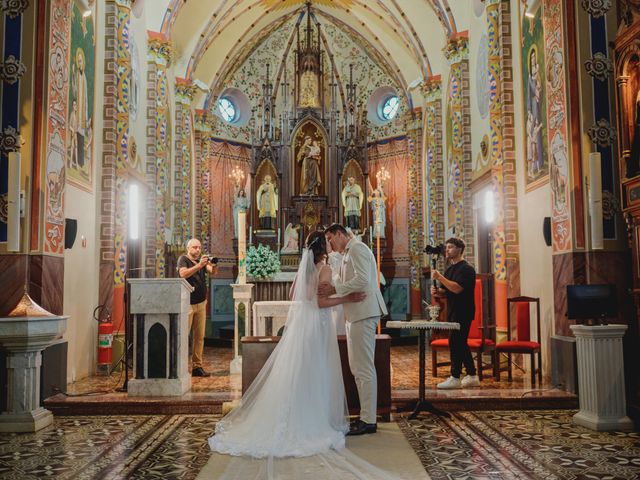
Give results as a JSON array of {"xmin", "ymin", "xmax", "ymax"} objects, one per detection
[{"xmin": 248, "ymin": 271, "xmax": 296, "ymax": 302}]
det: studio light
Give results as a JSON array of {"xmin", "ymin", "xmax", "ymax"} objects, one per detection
[
  {"xmin": 128, "ymin": 183, "xmax": 140, "ymax": 240},
  {"xmin": 484, "ymin": 189, "xmax": 495, "ymax": 224}
]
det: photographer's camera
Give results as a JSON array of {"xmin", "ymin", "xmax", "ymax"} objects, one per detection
[{"xmin": 423, "ymin": 243, "xmax": 444, "ymax": 255}]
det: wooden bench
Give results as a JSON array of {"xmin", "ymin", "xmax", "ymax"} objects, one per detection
[{"xmin": 241, "ymin": 334, "xmax": 391, "ymax": 420}]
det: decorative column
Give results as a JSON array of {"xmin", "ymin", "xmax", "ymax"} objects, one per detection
[
  {"xmin": 487, "ymin": 0, "xmax": 522, "ymax": 332},
  {"xmin": 194, "ymin": 111, "xmax": 213, "ymax": 252},
  {"xmin": 443, "ymin": 33, "xmax": 475, "ymax": 265},
  {"xmin": 174, "ymin": 78, "xmax": 198, "ymax": 246},
  {"xmin": 147, "ymin": 33, "xmax": 174, "ymax": 278},
  {"xmin": 99, "ymin": 0, "xmax": 132, "ymax": 326},
  {"xmin": 0, "ymin": 298, "xmax": 67, "ymax": 432},
  {"xmin": 405, "ymin": 110, "xmax": 425, "ymax": 318},
  {"xmin": 423, "ymin": 77, "xmax": 445, "ymax": 251},
  {"xmin": 570, "ymin": 324, "xmax": 634, "ymax": 431}
]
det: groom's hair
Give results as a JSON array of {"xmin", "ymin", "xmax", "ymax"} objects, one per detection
[{"xmin": 325, "ymin": 223, "xmax": 348, "ymax": 236}]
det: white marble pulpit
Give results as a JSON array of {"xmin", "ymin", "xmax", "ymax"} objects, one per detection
[
  {"xmin": 571, "ymin": 324, "xmax": 634, "ymax": 431},
  {"xmin": 127, "ymin": 278, "xmax": 192, "ymax": 396}
]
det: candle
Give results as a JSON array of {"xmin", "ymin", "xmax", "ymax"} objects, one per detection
[
  {"xmin": 589, "ymin": 152, "xmax": 603, "ymax": 250},
  {"xmin": 238, "ymin": 211, "xmax": 247, "ymax": 284},
  {"xmin": 249, "ymin": 225, "xmax": 252, "ymax": 245},
  {"xmin": 277, "ymin": 227, "xmax": 281, "ymax": 248}
]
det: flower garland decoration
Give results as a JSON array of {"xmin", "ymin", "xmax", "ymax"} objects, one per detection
[{"xmin": 246, "ymin": 244, "xmax": 281, "ymax": 279}]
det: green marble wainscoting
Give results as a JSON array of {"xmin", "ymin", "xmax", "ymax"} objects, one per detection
[
  {"xmin": 208, "ymin": 280, "xmax": 234, "ymax": 339},
  {"xmin": 382, "ymin": 277, "xmax": 410, "ymax": 320}
]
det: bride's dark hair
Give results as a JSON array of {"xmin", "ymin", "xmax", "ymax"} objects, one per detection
[{"xmin": 305, "ymin": 231, "xmax": 326, "ymax": 264}]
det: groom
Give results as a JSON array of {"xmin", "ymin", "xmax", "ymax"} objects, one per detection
[{"xmin": 320, "ymin": 224, "xmax": 388, "ymax": 435}]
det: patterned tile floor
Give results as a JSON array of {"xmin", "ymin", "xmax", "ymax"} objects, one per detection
[
  {"xmin": 1, "ymin": 411, "xmax": 638, "ymax": 479},
  {"xmin": 66, "ymin": 344, "xmax": 548, "ymax": 395}
]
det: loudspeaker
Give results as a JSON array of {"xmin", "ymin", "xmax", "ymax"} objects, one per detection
[
  {"xmin": 64, "ymin": 218, "xmax": 78, "ymax": 249},
  {"xmin": 543, "ymin": 216, "xmax": 551, "ymax": 246}
]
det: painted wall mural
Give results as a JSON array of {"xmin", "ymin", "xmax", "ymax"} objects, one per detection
[
  {"xmin": 207, "ymin": 139, "xmax": 252, "ymax": 260},
  {"xmin": 368, "ymin": 137, "xmax": 410, "ymax": 260},
  {"xmin": 208, "ymin": 14, "xmax": 406, "ymax": 144},
  {"xmin": 67, "ymin": 2, "xmax": 96, "ymax": 190},
  {"xmin": 44, "ymin": 0, "xmax": 73, "ymax": 255},
  {"xmin": 541, "ymin": 0, "xmax": 573, "ymax": 252},
  {"xmin": 521, "ymin": 3, "xmax": 550, "ymax": 190}
]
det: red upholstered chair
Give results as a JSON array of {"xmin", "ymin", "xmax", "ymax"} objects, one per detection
[
  {"xmin": 431, "ymin": 275, "xmax": 496, "ymax": 380},
  {"xmin": 495, "ymin": 296, "xmax": 542, "ymax": 384}
]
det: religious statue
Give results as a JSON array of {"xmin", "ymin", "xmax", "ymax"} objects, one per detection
[
  {"xmin": 368, "ymin": 186, "xmax": 386, "ymax": 239},
  {"xmin": 297, "ymin": 136, "xmax": 322, "ymax": 195},
  {"xmin": 341, "ymin": 177, "xmax": 364, "ymax": 231},
  {"xmin": 256, "ymin": 174, "xmax": 278, "ymax": 230},
  {"xmin": 280, "ymin": 223, "xmax": 300, "ymax": 254},
  {"xmin": 232, "ymin": 188, "xmax": 250, "ymax": 238}
]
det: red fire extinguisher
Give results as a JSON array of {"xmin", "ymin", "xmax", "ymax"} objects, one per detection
[{"xmin": 94, "ymin": 305, "xmax": 113, "ymax": 376}]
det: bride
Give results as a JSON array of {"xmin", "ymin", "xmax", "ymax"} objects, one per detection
[{"xmin": 208, "ymin": 231, "xmax": 398, "ymax": 479}]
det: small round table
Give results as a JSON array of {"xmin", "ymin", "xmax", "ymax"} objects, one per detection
[{"xmin": 386, "ymin": 320, "xmax": 459, "ymax": 418}]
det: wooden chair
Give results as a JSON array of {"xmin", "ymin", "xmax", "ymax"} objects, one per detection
[
  {"xmin": 494, "ymin": 296, "xmax": 542, "ymax": 385},
  {"xmin": 431, "ymin": 274, "xmax": 496, "ymax": 380}
]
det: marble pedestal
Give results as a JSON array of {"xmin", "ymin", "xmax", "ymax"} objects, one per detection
[
  {"xmin": 570, "ymin": 324, "xmax": 634, "ymax": 431},
  {"xmin": 0, "ymin": 314, "xmax": 67, "ymax": 432},
  {"xmin": 230, "ymin": 283, "xmax": 254, "ymax": 375},
  {"xmin": 127, "ymin": 278, "xmax": 192, "ymax": 397}
]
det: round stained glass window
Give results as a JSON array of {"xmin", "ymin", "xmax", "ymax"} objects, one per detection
[
  {"xmin": 381, "ymin": 96, "xmax": 399, "ymax": 120},
  {"xmin": 218, "ymin": 97, "xmax": 237, "ymax": 123}
]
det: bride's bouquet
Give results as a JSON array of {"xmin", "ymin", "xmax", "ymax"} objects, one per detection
[{"xmin": 246, "ymin": 244, "xmax": 281, "ymax": 279}]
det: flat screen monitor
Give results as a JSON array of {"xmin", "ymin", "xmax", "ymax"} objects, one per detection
[{"xmin": 566, "ymin": 284, "xmax": 617, "ymax": 320}]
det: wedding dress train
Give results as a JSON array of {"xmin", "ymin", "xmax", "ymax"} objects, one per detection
[{"xmin": 208, "ymin": 250, "xmax": 399, "ymax": 479}]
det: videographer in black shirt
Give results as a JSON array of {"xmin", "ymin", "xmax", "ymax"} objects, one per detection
[
  {"xmin": 177, "ymin": 238, "xmax": 217, "ymax": 377},
  {"xmin": 430, "ymin": 237, "xmax": 479, "ymax": 389}
]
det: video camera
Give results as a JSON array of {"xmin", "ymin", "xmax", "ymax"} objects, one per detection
[{"xmin": 423, "ymin": 243, "xmax": 444, "ymax": 256}]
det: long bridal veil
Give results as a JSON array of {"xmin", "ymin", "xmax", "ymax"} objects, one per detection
[{"xmin": 207, "ymin": 249, "xmax": 401, "ymax": 480}]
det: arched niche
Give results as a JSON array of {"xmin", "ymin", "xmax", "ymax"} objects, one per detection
[
  {"xmin": 147, "ymin": 322, "xmax": 167, "ymax": 379},
  {"xmin": 291, "ymin": 119, "xmax": 328, "ymax": 197},
  {"xmin": 254, "ymin": 159, "xmax": 279, "ymax": 231},
  {"xmin": 341, "ymin": 158, "xmax": 366, "ymax": 229}
]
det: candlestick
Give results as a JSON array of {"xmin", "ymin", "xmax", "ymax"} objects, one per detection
[{"xmin": 238, "ymin": 211, "xmax": 247, "ymax": 284}]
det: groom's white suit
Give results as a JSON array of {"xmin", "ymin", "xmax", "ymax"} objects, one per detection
[{"xmin": 333, "ymin": 236, "xmax": 388, "ymax": 424}]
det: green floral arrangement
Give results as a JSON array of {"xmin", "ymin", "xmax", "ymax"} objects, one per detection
[{"xmin": 246, "ymin": 244, "xmax": 281, "ymax": 279}]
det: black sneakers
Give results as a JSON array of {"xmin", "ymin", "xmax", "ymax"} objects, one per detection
[{"xmin": 191, "ymin": 367, "xmax": 211, "ymax": 377}]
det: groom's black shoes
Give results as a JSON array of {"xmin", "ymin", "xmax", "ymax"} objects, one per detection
[{"xmin": 347, "ymin": 419, "xmax": 377, "ymax": 436}]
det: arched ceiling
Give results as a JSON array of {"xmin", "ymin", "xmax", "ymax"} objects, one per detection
[{"xmin": 160, "ymin": 0, "xmax": 462, "ymax": 103}]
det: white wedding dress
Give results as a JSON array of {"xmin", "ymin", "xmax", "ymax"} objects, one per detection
[{"xmin": 208, "ymin": 250, "xmax": 399, "ymax": 479}]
